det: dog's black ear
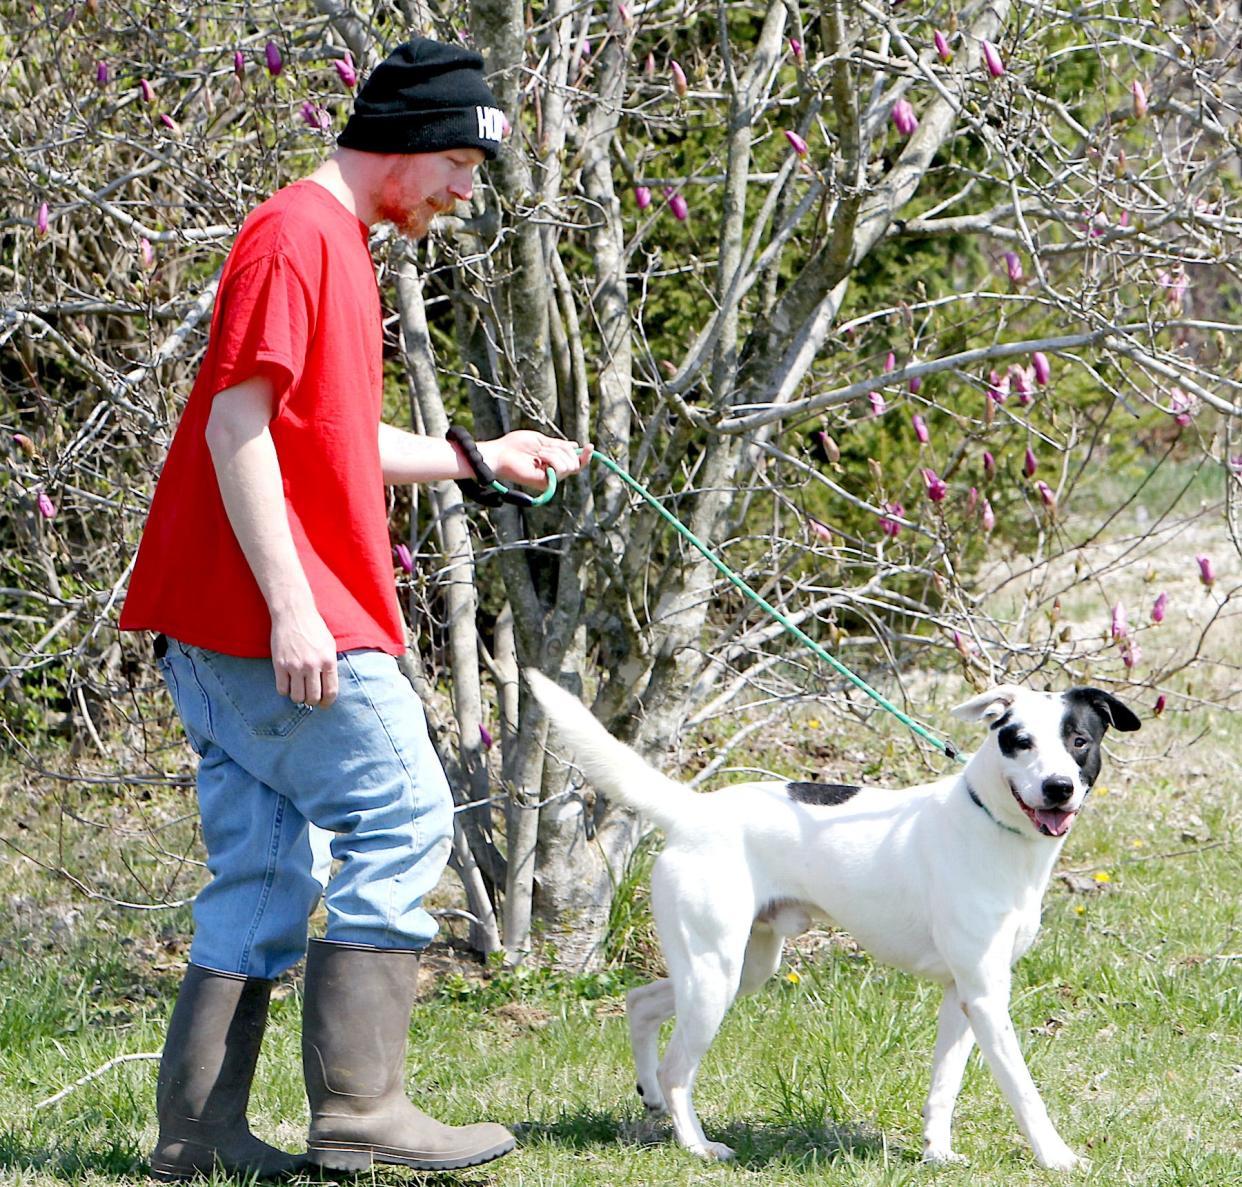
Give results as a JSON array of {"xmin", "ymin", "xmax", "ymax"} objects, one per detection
[{"xmin": 1069, "ymin": 688, "xmax": 1142, "ymax": 733}]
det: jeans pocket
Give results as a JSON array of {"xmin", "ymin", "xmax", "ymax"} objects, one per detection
[
  {"xmin": 158, "ymin": 655, "xmax": 207, "ymax": 757},
  {"xmin": 195, "ymin": 648, "xmax": 315, "ymax": 739}
]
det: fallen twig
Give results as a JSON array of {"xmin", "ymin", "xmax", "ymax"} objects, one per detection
[{"xmin": 35, "ymin": 1053, "xmax": 160, "ymax": 1110}]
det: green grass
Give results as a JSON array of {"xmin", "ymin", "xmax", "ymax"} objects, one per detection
[{"xmin": 1, "ymin": 747, "xmax": 1238, "ymax": 1186}]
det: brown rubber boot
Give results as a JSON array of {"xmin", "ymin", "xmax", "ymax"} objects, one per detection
[
  {"xmin": 302, "ymin": 938, "xmax": 515, "ymax": 1171},
  {"xmin": 149, "ymin": 964, "xmax": 306, "ymax": 1181}
]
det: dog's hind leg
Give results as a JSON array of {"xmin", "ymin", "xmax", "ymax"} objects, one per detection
[
  {"xmin": 657, "ymin": 923, "xmax": 753, "ymax": 1161},
  {"xmin": 921, "ymin": 983, "xmax": 974, "ymax": 1165},
  {"xmin": 737, "ymin": 922, "xmax": 784, "ymax": 996},
  {"xmin": 627, "ymin": 978, "xmax": 675, "ymax": 1115}
]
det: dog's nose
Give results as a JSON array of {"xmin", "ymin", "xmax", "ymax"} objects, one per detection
[{"xmin": 1042, "ymin": 776, "xmax": 1075, "ymax": 805}]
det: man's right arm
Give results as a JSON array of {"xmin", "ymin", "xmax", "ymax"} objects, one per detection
[{"xmin": 204, "ymin": 375, "xmax": 339, "ymax": 707}]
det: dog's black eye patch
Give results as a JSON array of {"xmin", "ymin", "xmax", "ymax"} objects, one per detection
[
  {"xmin": 997, "ymin": 724, "xmax": 1035, "ymax": 757},
  {"xmin": 787, "ymin": 782, "xmax": 861, "ymax": 807}
]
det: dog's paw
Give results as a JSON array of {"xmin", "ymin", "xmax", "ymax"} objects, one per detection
[
  {"xmin": 635, "ymin": 1082, "xmax": 667, "ymax": 1115},
  {"xmin": 690, "ymin": 1141, "xmax": 736, "ymax": 1162},
  {"xmin": 1036, "ymin": 1142, "xmax": 1087, "ymax": 1172},
  {"xmin": 921, "ymin": 1147, "xmax": 968, "ymax": 1166}
]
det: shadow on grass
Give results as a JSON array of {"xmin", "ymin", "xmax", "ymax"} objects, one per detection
[
  {"xmin": 516, "ymin": 1108, "xmax": 911, "ymax": 1169},
  {"xmin": 0, "ymin": 1127, "xmax": 145, "ymax": 1181},
  {"xmin": 0, "ymin": 1131, "xmax": 514, "ymax": 1186}
]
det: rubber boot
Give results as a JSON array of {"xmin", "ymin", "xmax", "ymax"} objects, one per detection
[
  {"xmin": 149, "ymin": 964, "xmax": 306, "ymax": 1181},
  {"xmin": 302, "ymin": 938, "xmax": 515, "ymax": 1171}
]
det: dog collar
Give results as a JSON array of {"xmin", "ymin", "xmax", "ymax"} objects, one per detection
[{"xmin": 965, "ymin": 779, "xmax": 1024, "ymax": 836}]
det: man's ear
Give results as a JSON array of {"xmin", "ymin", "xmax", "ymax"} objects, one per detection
[
  {"xmin": 950, "ymin": 685, "xmax": 1021, "ymax": 725},
  {"xmin": 1068, "ymin": 688, "xmax": 1142, "ymax": 733}
]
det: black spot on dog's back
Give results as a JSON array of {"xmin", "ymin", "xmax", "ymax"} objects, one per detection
[{"xmin": 787, "ymin": 782, "xmax": 861, "ymax": 807}]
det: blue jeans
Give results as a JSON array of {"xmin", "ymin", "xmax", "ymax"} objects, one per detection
[{"xmin": 157, "ymin": 638, "xmax": 454, "ymax": 979}]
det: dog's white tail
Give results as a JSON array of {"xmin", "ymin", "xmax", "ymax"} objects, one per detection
[{"xmin": 524, "ymin": 669, "xmax": 700, "ymax": 834}]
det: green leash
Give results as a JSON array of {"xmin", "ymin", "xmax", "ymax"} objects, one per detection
[{"xmin": 522, "ymin": 449, "xmax": 960, "ymax": 762}]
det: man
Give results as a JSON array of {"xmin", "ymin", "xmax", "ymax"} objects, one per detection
[{"xmin": 121, "ymin": 37, "xmax": 589, "ymax": 1179}]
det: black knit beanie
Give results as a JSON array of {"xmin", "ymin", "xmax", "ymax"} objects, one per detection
[{"xmin": 337, "ymin": 37, "xmax": 505, "ymax": 159}]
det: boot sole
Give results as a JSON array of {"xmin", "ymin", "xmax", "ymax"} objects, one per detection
[{"xmin": 308, "ymin": 1135, "xmax": 516, "ymax": 1172}]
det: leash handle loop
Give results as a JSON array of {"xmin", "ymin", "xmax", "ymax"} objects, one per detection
[{"xmin": 446, "ymin": 425, "xmax": 558, "ymax": 509}]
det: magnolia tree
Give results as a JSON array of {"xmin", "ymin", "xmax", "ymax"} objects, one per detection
[{"xmin": 2, "ymin": 0, "xmax": 1240, "ymax": 967}]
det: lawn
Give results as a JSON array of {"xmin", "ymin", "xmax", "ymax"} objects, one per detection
[{"xmin": 1, "ymin": 699, "xmax": 1238, "ymax": 1186}]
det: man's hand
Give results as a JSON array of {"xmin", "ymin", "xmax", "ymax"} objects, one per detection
[
  {"xmin": 479, "ymin": 431, "xmax": 593, "ymax": 491},
  {"xmin": 270, "ymin": 600, "xmax": 339, "ymax": 708}
]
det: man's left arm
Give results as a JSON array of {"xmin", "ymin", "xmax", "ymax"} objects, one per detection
[{"xmin": 377, "ymin": 423, "xmax": 591, "ymax": 489}]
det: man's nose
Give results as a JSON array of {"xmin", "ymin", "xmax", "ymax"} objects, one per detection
[{"xmin": 449, "ymin": 173, "xmax": 474, "ymax": 202}]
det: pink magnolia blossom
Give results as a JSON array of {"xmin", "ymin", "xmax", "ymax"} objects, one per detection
[
  {"xmin": 664, "ymin": 188, "xmax": 688, "ymax": 221},
  {"xmin": 1151, "ymin": 592, "xmax": 1168, "ymax": 624},
  {"xmin": 96, "ymin": 60, "xmax": 110, "ymax": 87},
  {"xmin": 159, "ymin": 113, "xmax": 180, "ymax": 132},
  {"xmin": 1009, "ymin": 364, "xmax": 1034, "ymax": 402},
  {"xmin": 1122, "ymin": 640, "xmax": 1142, "ymax": 669},
  {"xmin": 868, "ymin": 391, "xmax": 886, "ymax": 416},
  {"xmin": 265, "ymin": 40, "xmax": 283, "ymax": 77},
  {"xmin": 912, "ymin": 413, "xmax": 930, "ymax": 444},
  {"xmin": 1169, "ymin": 387, "xmax": 1195, "ymax": 426},
  {"xmin": 634, "ymin": 185, "xmax": 652, "ymax": 210},
  {"xmin": 789, "ymin": 37, "xmax": 805, "ymax": 66},
  {"xmin": 36, "ymin": 491, "xmax": 56, "ymax": 519},
  {"xmin": 13, "ymin": 433, "xmax": 36, "ymax": 457},
  {"xmin": 921, "ymin": 468, "xmax": 948, "ymax": 502},
  {"xmin": 966, "ymin": 486, "xmax": 979, "ymax": 514},
  {"xmin": 140, "ymin": 238, "xmax": 155, "ymax": 269},
  {"xmin": 1118, "ymin": 208, "xmax": 1130, "ymax": 228},
  {"xmin": 1131, "ymin": 80, "xmax": 1148, "ymax": 119},
  {"xmin": 891, "ymin": 98, "xmax": 918, "ymax": 136},
  {"xmin": 670, "ymin": 59, "xmax": 688, "ymax": 97},
  {"xmin": 988, "ymin": 369, "xmax": 1010, "ymax": 403},
  {"xmin": 1032, "ymin": 351, "xmax": 1051, "ymax": 385},
  {"xmin": 1159, "ymin": 268, "xmax": 1188, "ymax": 310},
  {"xmin": 394, "ymin": 543, "xmax": 413, "ymax": 574},
  {"xmin": 644, "ymin": 52, "xmax": 656, "ymax": 79},
  {"xmin": 982, "ymin": 450, "xmax": 996, "ymax": 479},
  {"xmin": 1024, "ymin": 445, "xmax": 1038, "ymax": 477},
  {"xmin": 908, "ymin": 374, "xmax": 922, "ymax": 395},
  {"xmin": 784, "ymin": 129, "xmax": 809, "ymax": 157},
  {"xmin": 981, "ymin": 39, "xmax": 1005, "ymax": 78},
  {"xmin": 1035, "ymin": 480, "xmax": 1056, "ymax": 510},
  {"xmin": 233, "ymin": 50, "xmax": 246, "ymax": 80},
  {"xmin": 808, "ymin": 517, "xmax": 832, "ymax": 542},
  {"xmin": 1196, "ymin": 554, "xmax": 1215, "ymax": 588},
  {"xmin": 1111, "ymin": 601, "xmax": 1129, "ymax": 641},
  {"xmin": 816, "ymin": 430, "xmax": 840, "ymax": 464},
  {"xmin": 139, "ymin": 78, "xmax": 155, "ymax": 103},
  {"xmin": 1004, "ymin": 251, "xmax": 1023, "ymax": 283},
  {"xmin": 479, "ymin": 723, "xmax": 495, "ymax": 750},
  {"xmin": 934, "ymin": 31, "xmax": 952, "ymax": 63},
  {"xmin": 981, "ymin": 498, "xmax": 996, "ymax": 532},
  {"xmin": 885, "ymin": 350, "xmax": 897, "ymax": 373},
  {"xmin": 879, "ymin": 503, "xmax": 905, "ymax": 537},
  {"xmin": 301, "ymin": 101, "xmax": 331, "ymax": 132},
  {"xmin": 35, "ymin": 202, "xmax": 49, "ymax": 235},
  {"xmin": 1154, "ymin": 694, "xmax": 1167, "ymax": 716},
  {"xmin": 334, "ymin": 52, "xmax": 357, "ymax": 88}
]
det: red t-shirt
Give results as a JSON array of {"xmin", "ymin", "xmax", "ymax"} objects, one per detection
[{"xmin": 121, "ymin": 180, "xmax": 404, "ymax": 656}]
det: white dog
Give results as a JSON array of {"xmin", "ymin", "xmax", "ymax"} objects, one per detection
[{"xmin": 525, "ymin": 672, "xmax": 1140, "ymax": 1169}]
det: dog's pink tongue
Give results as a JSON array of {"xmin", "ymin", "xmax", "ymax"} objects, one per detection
[{"xmin": 1035, "ymin": 809, "xmax": 1074, "ymax": 837}]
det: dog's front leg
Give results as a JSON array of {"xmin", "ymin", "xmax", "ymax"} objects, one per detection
[
  {"xmin": 956, "ymin": 968, "xmax": 1083, "ymax": 1171},
  {"xmin": 921, "ymin": 983, "xmax": 974, "ymax": 1165}
]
